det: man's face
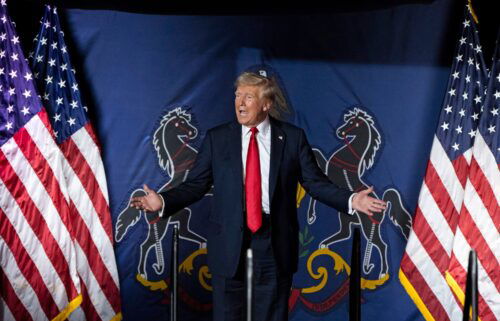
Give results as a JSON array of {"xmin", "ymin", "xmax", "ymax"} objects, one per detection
[{"xmin": 235, "ymin": 85, "xmax": 269, "ymax": 127}]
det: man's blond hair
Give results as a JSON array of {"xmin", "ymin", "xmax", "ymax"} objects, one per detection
[{"xmin": 235, "ymin": 71, "xmax": 289, "ymax": 120}]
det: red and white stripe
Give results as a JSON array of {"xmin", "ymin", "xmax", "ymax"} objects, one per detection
[
  {"xmin": 56, "ymin": 122, "xmax": 121, "ymax": 320},
  {"xmin": 0, "ymin": 109, "xmax": 81, "ymax": 320},
  {"xmin": 21, "ymin": 110, "xmax": 122, "ymax": 320},
  {"xmin": 399, "ymin": 136, "xmax": 467, "ymax": 320},
  {"xmin": 447, "ymin": 133, "xmax": 500, "ymax": 321}
]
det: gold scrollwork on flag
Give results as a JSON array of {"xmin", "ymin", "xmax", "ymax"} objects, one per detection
[
  {"xmin": 136, "ymin": 274, "xmax": 168, "ymax": 291},
  {"xmin": 198, "ymin": 266, "xmax": 212, "ymax": 291},
  {"xmin": 179, "ymin": 248, "xmax": 212, "ymax": 291},
  {"xmin": 301, "ymin": 248, "xmax": 389, "ymax": 294},
  {"xmin": 301, "ymin": 248, "xmax": 350, "ymax": 294},
  {"xmin": 135, "ymin": 248, "xmax": 211, "ymax": 291}
]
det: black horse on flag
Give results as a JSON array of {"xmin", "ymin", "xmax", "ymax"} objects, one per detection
[
  {"xmin": 115, "ymin": 108, "xmax": 207, "ymax": 280},
  {"xmin": 307, "ymin": 108, "xmax": 412, "ymax": 279}
]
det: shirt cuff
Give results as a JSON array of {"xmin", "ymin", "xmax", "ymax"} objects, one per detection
[
  {"xmin": 348, "ymin": 193, "xmax": 357, "ymax": 215},
  {"xmin": 158, "ymin": 194, "xmax": 165, "ymax": 217}
]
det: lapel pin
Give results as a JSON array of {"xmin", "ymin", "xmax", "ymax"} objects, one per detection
[{"xmin": 278, "ymin": 136, "xmax": 283, "ymax": 140}]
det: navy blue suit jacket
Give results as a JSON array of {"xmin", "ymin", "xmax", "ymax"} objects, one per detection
[{"xmin": 160, "ymin": 117, "xmax": 353, "ymax": 277}]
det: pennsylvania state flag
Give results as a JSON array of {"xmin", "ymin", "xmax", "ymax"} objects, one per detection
[{"xmin": 33, "ymin": 0, "xmax": 480, "ymax": 320}]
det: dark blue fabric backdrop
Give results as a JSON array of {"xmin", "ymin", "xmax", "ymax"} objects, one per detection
[{"xmin": 58, "ymin": 1, "xmax": 459, "ymax": 319}]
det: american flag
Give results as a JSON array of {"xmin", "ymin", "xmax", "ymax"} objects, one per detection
[
  {"xmin": 29, "ymin": 5, "xmax": 122, "ymax": 321},
  {"xmin": 399, "ymin": 4, "xmax": 490, "ymax": 321},
  {"xmin": 0, "ymin": 2, "xmax": 82, "ymax": 320},
  {"xmin": 446, "ymin": 34, "xmax": 500, "ymax": 320}
]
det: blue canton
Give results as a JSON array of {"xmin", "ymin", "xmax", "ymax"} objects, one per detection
[
  {"xmin": 436, "ymin": 6, "xmax": 488, "ymax": 161},
  {"xmin": 30, "ymin": 5, "xmax": 89, "ymax": 144},
  {"xmin": 0, "ymin": 1, "xmax": 43, "ymax": 146}
]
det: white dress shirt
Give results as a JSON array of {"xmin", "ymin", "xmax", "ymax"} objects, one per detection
[
  {"xmin": 242, "ymin": 116, "xmax": 271, "ymax": 214},
  {"xmin": 242, "ymin": 116, "xmax": 354, "ymax": 215}
]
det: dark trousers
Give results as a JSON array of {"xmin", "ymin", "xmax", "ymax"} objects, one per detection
[{"xmin": 212, "ymin": 215, "xmax": 292, "ymax": 321}]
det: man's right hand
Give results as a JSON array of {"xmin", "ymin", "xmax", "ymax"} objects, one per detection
[{"xmin": 130, "ymin": 184, "xmax": 163, "ymax": 212}]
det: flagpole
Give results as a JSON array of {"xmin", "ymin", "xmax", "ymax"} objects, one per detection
[
  {"xmin": 462, "ymin": 250, "xmax": 478, "ymax": 321},
  {"xmin": 349, "ymin": 228, "xmax": 361, "ymax": 321},
  {"xmin": 170, "ymin": 225, "xmax": 179, "ymax": 321},
  {"xmin": 246, "ymin": 248, "xmax": 253, "ymax": 321}
]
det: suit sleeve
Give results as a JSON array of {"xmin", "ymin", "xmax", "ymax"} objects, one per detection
[
  {"xmin": 297, "ymin": 128, "xmax": 353, "ymax": 213},
  {"xmin": 159, "ymin": 130, "xmax": 214, "ymax": 216}
]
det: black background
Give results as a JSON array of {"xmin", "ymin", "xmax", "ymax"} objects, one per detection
[{"xmin": 8, "ymin": 0, "xmax": 500, "ymax": 63}]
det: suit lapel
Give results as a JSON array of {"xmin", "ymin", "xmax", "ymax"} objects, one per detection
[
  {"xmin": 269, "ymin": 117, "xmax": 285, "ymax": 204},
  {"xmin": 228, "ymin": 121, "xmax": 243, "ymax": 187}
]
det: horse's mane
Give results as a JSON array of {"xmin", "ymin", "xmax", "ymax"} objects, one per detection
[
  {"xmin": 152, "ymin": 107, "xmax": 191, "ymax": 175},
  {"xmin": 344, "ymin": 108, "xmax": 381, "ymax": 176},
  {"xmin": 163, "ymin": 107, "xmax": 192, "ymax": 123}
]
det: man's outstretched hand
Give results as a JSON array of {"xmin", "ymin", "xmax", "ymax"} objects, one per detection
[
  {"xmin": 130, "ymin": 184, "xmax": 163, "ymax": 212},
  {"xmin": 352, "ymin": 186, "xmax": 387, "ymax": 216}
]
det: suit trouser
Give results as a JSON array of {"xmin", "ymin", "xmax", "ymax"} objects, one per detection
[{"xmin": 212, "ymin": 215, "xmax": 292, "ymax": 321}]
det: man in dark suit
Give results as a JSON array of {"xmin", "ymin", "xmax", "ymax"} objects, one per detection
[{"xmin": 131, "ymin": 71, "xmax": 386, "ymax": 321}]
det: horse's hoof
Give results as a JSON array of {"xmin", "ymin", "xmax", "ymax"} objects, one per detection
[{"xmin": 152, "ymin": 263, "xmax": 164, "ymax": 275}]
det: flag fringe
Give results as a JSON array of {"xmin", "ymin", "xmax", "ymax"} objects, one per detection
[
  {"xmin": 51, "ymin": 294, "xmax": 82, "ymax": 321},
  {"xmin": 110, "ymin": 312, "xmax": 123, "ymax": 321},
  {"xmin": 467, "ymin": 0, "xmax": 479, "ymax": 24},
  {"xmin": 398, "ymin": 269, "xmax": 435, "ymax": 321},
  {"xmin": 445, "ymin": 271, "xmax": 483, "ymax": 321}
]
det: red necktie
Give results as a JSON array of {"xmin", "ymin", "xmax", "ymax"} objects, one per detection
[{"xmin": 245, "ymin": 127, "xmax": 262, "ymax": 233}]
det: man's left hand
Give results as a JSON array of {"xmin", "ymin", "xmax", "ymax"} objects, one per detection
[{"xmin": 352, "ymin": 186, "xmax": 387, "ymax": 216}]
